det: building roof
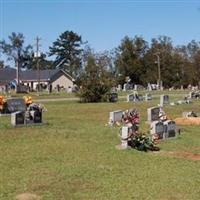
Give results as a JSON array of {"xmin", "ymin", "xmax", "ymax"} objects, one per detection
[
  {"xmin": 0, "ymin": 68, "xmax": 74, "ymax": 84},
  {"xmin": 21, "ymin": 69, "xmax": 60, "ymax": 81},
  {"xmin": 0, "ymin": 68, "xmax": 16, "ymax": 84}
]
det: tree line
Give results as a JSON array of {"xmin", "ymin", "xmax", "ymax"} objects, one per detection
[{"xmin": 1, "ymin": 31, "xmax": 200, "ymax": 89}]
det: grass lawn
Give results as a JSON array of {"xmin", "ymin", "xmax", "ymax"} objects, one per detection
[{"xmin": 0, "ymin": 93, "xmax": 200, "ymax": 200}]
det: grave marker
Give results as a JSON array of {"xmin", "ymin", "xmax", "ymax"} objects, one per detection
[
  {"xmin": 123, "ymin": 83, "xmax": 127, "ymax": 91},
  {"xmin": 163, "ymin": 120, "xmax": 176, "ymax": 138},
  {"xmin": 160, "ymin": 95, "xmax": 169, "ymax": 107},
  {"xmin": 145, "ymin": 93, "xmax": 152, "ymax": 101},
  {"xmin": 109, "ymin": 110, "xmax": 123, "ymax": 124},
  {"xmin": 150, "ymin": 121, "xmax": 165, "ymax": 140},
  {"xmin": 127, "ymin": 93, "xmax": 134, "ymax": 102},
  {"xmin": 120, "ymin": 126, "xmax": 129, "ymax": 149},
  {"xmin": 6, "ymin": 98, "xmax": 26, "ymax": 113},
  {"xmin": 11, "ymin": 111, "xmax": 25, "ymax": 126},
  {"xmin": 147, "ymin": 106, "xmax": 161, "ymax": 122}
]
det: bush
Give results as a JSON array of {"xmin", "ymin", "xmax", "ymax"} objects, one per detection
[{"xmin": 78, "ymin": 81, "xmax": 110, "ymax": 103}]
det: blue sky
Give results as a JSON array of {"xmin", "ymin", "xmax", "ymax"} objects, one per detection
[{"xmin": 1, "ymin": 0, "xmax": 200, "ymax": 55}]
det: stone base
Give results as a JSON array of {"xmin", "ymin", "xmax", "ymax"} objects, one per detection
[
  {"xmin": 12, "ymin": 122, "xmax": 48, "ymax": 127},
  {"xmin": 115, "ymin": 144, "xmax": 131, "ymax": 150}
]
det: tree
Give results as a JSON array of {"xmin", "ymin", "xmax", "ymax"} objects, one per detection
[
  {"xmin": 0, "ymin": 32, "xmax": 33, "ymax": 69},
  {"xmin": 49, "ymin": 30, "xmax": 83, "ymax": 78},
  {"xmin": 143, "ymin": 36, "xmax": 178, "ymax": 88},
  {"xmin": 78, "ymin": 48, "xmax": 113, "ymax": 102},
  {"xmin": 26, "ymin": 53, "xmax": 54, "ymax": 70},
  {"xmin": 0, "ymin": 60, "xmax": 5, "ymax": 68},
  {"xmin": 114, "ymin": 36, "xmax": 148, "ymax": 85},
  {"xmin": 0, "ymin": 32, "xmax": 33, "ymax": 85}
]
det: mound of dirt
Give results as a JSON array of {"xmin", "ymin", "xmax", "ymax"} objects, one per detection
[
  {"xmin": 153, "ymin": 150, "xmax": 200, "ymax": 161},
  {"xmin": 175, "ymin": 117, "xmax": 200, "ymax": 125},
  {"xmin": 15, "ymin": 193, "xmax": 41, "ymax": 200}
]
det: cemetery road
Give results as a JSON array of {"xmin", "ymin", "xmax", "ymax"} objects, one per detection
[{"xmin": 34, "ymin": 93, "xmax": 187, "ymax": 103}]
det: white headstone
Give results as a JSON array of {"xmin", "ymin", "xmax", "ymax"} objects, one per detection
[
  {"xmin": 147, "ymin": 83, "xmax": 152, "ymax": 91},
  {"xmin": 134, "ymin": 84, "xmax": 137, "ymax": 91},
  {"xmin": 117, "ymin": 84, "xmax": 122, "ymax": 91},
  {"xmin": 123, "ymin": 83, "xmax": 127, "ymax": 91},
  {"xmin": 127, "ymin": 94, "xmax": 134, "ymax": 102},
  {"xmin": 160, "ymin": 95, "xmax": 169, "ymax": 107},
  {"xmin": 109, "ymin": 110, "xmax": 123, "ymax": 124},
  {"xmin": 121, "ymin": 126, "xmax": 129, "ymax": 149},
  {"xmin": 182, "ymin": 112, "xmax": 190, "ymax": 118},
  {"xmin": 188, "ymin": 92, "xmax": 192, "ymax": 99},
  {"xmin": 145, "ymin": 93, "xmax": 152, "ymax": 101}
]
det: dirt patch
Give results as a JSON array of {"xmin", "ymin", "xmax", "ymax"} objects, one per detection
[
  {"xmin": 153, "ymin": 150, "xmax": 200, "ymax": 161},
  {"xmin": 15, "ymin": 193, "xmax": 41, "ymax": 200},
  {"xmin": 175, "ymin": 117, "xmax": 200, "ymax": 125}
]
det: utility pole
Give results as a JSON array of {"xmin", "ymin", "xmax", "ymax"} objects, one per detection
[
  {"xmin": 155, "ymin": 52, "xmax": 161, "ymax": 90},
  {"xmin": 34, "ymin": 36, "xmax": 41, "ymax": 92},
  {"xmin": 16, "ymin": 50, "xmax": 20, "ymax": 92}
]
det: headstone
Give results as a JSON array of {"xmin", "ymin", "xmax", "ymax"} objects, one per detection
[
  {"xmin": 11, "ymin": 111, "xmax": 25, "ymax": 126},
  {"xmin": 147, "ymin": 106, "xmax": 161, "ymax": 122},
  {"xmin": 147, "ymin": 83, "xmax": 152, "ymax": 91},
  {"xmin": 160, "ymin": 95, "xmax": 169, "ymax": 107},
  {"xmin": 120, "ymin": 126, "xmax": 129, "ymax": 149},
  {"xmin": 127, "ymin": 93, "xmax": 134, "ymax": 102},
  {"xmin": 32, "ymin": 110, "xmax": 42, "ymax": 123},
  {"xmin": 123, "ymin": 83, "xmax": 127, "ymax": 91},
  {"xmin": 188, "ymin": 92, "xmax": 192, "ymax": 99},
  {"xmin": 117, "ymin": 84, "xmax": 122, "ymax": 91},
  {"xmin": 170, "ymin": 102, "xmax": 175, "ymax": 106},
  {"xmin": 137, "ymin": 94, "xmax": 143, "ymax": 101},
  {"xmin": 182, "ymin": 111, "xmax": 197, "ymax": 118},
  {"xmin": 134, "ymin": 84, "xmax": 137, "ymax": 91},
  {"xmin": 6, "ymin": 98, "xmax": 26, "ymax": 113},
  {"xmin": 48, "ymin": 84, "xmax": 52, "ymax": 94},
  {"xmin": 108, "ymin": 92, "xmax": 118, "ymax": 102},
  {"xmin": 150, "ymin": 121, "xmax": 165, "ymax": 140},
  {"xmin": 176, "ymin": 100, "xmax": 183, "ymax": 105},
  {"xmin": 109, "ymin": 110, "xmax": 123, "ymax": 124},
  {"xmin": 16, "ymin": 84, "xmax": 28, "ymax": 93},
  {"xmin": 182, "ymin": 112, "xmax": 190, "ymax": 118},
  {"xmin": 181, "ymin": 85, "xmax": 184, "ymax": 90},
  {"xmin": 145, "ymin": 93, "xmax": 152, "ymax": 101},
  {"xmin": 163, "ymin": 120, "xmax": 176, "ymax": 138}
]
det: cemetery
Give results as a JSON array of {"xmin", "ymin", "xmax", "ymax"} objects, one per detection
[
  {"xmin": 2, "ymin": 1, "xmax": 200, "ymax": 198},
  {"xmin": 0, "ymin": 89, "xmax": 200, "ymax": 200}
]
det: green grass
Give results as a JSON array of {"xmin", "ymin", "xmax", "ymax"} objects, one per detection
[{"xmin": 0, "ymin": 95, "xmax": 200, "ymax": 200}]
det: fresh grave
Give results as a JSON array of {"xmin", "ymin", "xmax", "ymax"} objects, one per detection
[
  {"xmin": 115, "ymin": 109, "xmax": 160, "ymax": 151},
  {"xmin": 175, "ymin": 110, "xmax": 200, "ymax": 125}
]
